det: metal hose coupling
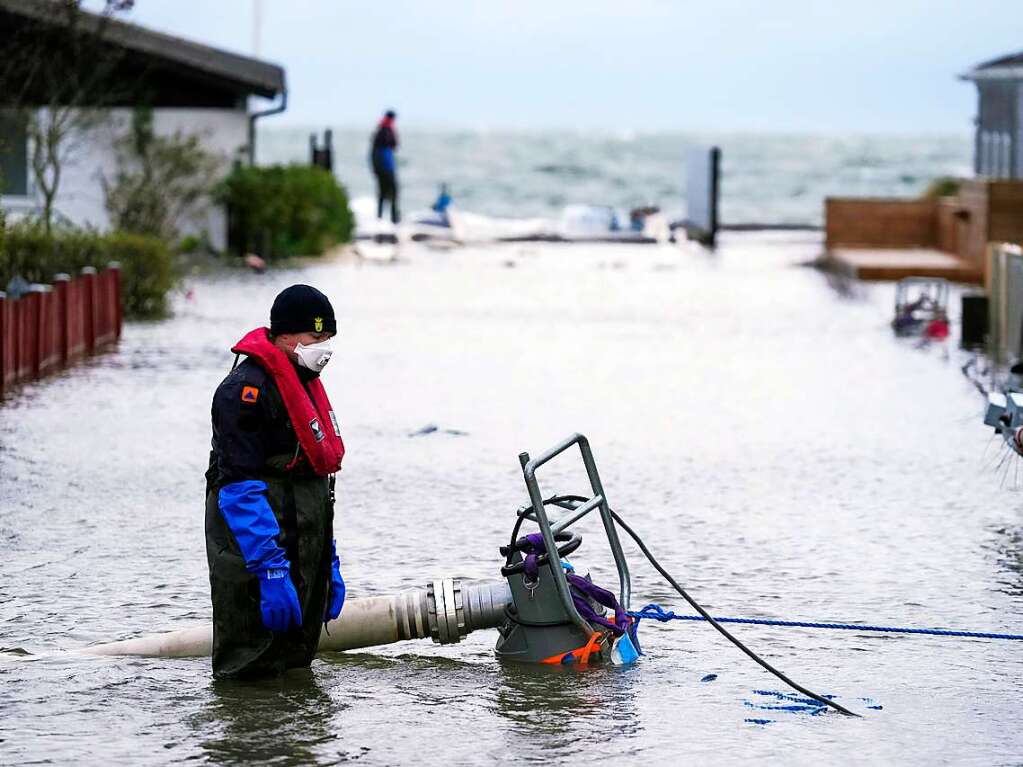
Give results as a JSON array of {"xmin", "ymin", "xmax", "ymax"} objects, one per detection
[{"xmin": 394, "ymin": 579, "xmax": 512, "ymax": 645}]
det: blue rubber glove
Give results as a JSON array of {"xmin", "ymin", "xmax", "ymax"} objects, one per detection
[
  {"xmin": 325, "ymin": 540, "xmax": 346, "ymax": 622},
  {"xmin": 219, "ymin": 481, "xmax": 304, "ymax": 633},
  {"xmin": 259, "ymin": 567, "xmax": 302, "ymax": 633}
]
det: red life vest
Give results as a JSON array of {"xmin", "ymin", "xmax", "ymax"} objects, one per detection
[{"xmin": 232, "ymin": 328, "xmax": 345, "ymax": 476}]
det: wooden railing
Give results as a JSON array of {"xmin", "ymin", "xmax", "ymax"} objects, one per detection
[{"xmin": 0, "ymin": 265, "xmax": 122, "ymax": 398}]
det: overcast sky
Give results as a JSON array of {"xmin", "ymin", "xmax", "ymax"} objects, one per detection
[{"xmin": 109, "ymin": 1, "xmax": 1022, "ymax": 133}]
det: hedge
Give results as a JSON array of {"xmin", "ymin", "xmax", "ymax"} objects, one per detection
[
  {"xmin": 217, "ymin": 164, "xmax": 354, "ymax": 259},
  {"xmin": 101, "ymin": 232, "xmax": 177, "ymax": 318},
  {"xmin": 922, "ymin": 177, "xmax": 961, "ymax": 199},
  {"xmin": 0, "ymin": 221, "xmax": 177, "ymax": 319}
]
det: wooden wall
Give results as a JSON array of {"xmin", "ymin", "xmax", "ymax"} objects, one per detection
[
  {"xmin": 935, "ymin": 197, "xmax": 960, "ymax": 255},
  {"xmin": 824, "ymin": 198, "xmax": 937, "ymax": 249}
]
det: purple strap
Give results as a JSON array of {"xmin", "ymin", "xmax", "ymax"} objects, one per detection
[
  {"xmin": 567, "ymin": 574, "xmax": 629, "ymax": 636},
  {"xmin": 517, "ymin": 533, "xmax": 629, "ymax": 636},
  {"xmin": 521, "ymin": 533, "xmax": 546, "ymax": 581}
]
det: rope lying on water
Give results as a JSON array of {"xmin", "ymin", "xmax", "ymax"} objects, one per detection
[{"xmin": 629, "ymin": 604, "xmax": 1023, "ymax": 641}]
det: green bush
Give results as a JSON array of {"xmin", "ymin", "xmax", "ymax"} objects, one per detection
[
  {"xmin": 0, "ymin": 221, "xmax": 105, "ymax": 283},
  {"xmin": 216, "ymin": 164, "xmax": 354, "ymax": 259},
  {"xmin": 103, "ymin": 231, "xmax": 177, "ymax": 318},
  {"xmin": 0, "ymin": 220, "xmax": 176, "ymax": 319},
  {"xmin": 922, "ymin": 177, "xmax": 961, "ymax": 199}
]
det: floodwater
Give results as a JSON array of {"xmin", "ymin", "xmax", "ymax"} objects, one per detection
[{"xmin": 2, "ymin": 233, "xmax": 1022, "ymax": 765}]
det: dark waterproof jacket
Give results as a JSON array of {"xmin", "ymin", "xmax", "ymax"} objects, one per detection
[
  {"xmin": 370, "ymin": 124, "xmax": 398, "ymax": 175},
  {"xmin": 205, "ymin": 358, "xmax": 334, "ymax": 678}
]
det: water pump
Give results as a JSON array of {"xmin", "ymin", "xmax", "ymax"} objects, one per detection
[{"xmin": 493, "ymin": 434, "xmax": 633, "ymax": 664}]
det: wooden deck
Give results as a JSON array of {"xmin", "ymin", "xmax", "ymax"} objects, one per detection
[{"xmin": 826, "ymin": 248, "xmax": 983, "ymax": 283}]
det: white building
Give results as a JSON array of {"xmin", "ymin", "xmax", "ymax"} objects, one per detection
[{"xmin": 0, "ymin": 0, "xmax": 286, "ymax": 251}]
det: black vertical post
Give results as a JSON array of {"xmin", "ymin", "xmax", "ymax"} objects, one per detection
[{"xmin": 323, "ymin": 129, "xmax": 334, "ymax": 172}]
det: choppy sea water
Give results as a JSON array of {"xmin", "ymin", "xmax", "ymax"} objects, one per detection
[
  {"xmin": 2, "ymin": 233, "xmax": 1022, "ymax": 765},
  {"xmin": 260, "ymin": 128, "xmax": 972, "ymax": 225}
]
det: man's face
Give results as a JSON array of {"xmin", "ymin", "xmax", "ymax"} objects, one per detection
[{"xmin": 272, "ymin": 331, "xmax": 335, "ymax": 365}]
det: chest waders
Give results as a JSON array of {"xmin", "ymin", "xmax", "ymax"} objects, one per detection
[{"xmin": 205, "ymin": 456, "xmax": 334, "ymax": 678}]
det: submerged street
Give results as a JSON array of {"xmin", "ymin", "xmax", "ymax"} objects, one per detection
[{"xmin": 2, "ymin": 234, "xmax": 1022, "ymax": 765}]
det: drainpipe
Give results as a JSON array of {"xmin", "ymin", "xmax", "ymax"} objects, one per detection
[{"xmin": 248, "ymin": 88, "xmax": 288, "ymax": 165}]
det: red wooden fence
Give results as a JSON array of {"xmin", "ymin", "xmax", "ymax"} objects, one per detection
[{"xmin": 0, "ymin": 265, "xmax": 122, "ymax": 398}]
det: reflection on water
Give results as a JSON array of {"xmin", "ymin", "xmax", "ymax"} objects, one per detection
[
  {"xmin": 198, "ymin": 672, "xmax": 340, "ymax": 766},
  {"xmin": 495, "ymin": 662, "xmax": 641, "ymax": 740},
  {"xmin": 3, "ymin": 233, "xmax": 1023, "ymax": 764},
  {"xmin": 988, "ymin": 523, "xmax": 1023, "ymax": 598}
]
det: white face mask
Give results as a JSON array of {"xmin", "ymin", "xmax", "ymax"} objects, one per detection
[{"xmin": 294, "ymin": 338, "xmax": 333, "ymax": 373}]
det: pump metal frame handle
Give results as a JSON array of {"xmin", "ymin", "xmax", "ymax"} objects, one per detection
[{"xmin": 518, "ymin": 433, "xmax": 632, "ymax": 638}]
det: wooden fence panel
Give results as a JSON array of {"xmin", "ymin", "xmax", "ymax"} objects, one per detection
[
  {"xmin": 66, "ymin": 277, "xmax": 87, "ymax": 362},
  {"xmin": 110, "ymin": 266, "xmax": 122, "ymax": 340},
  {"xmin": 3, "ymin": 293, "xmax": 19, "ymax": 390},
  {"xmin": 0, "ymin": 266, "xmax": 122, "ymax": 399},
  {"xmin": 36, "ymin": 287, "xmax": 60, "ymax": 377},
  {"xmin": 0, "ymin": 293, "xmax": 8, "ymax": 398},
  {"xmin": 53, "ymin": 275, "xmax": 70, "ymax": 366},
  {"xmin": 80, "ymin": 267, "xmax": 96, "ymax": 355},
  {"xmin": 94, "ymin": 268, "xmax": 117, "ymax": 347},
  {"xmin": 16, "ymin": 292, "xmax": 37, "ymax": 380}
]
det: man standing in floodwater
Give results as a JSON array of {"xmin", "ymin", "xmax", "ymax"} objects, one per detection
[
  {"xmin": 370, "ymin": 109, "xmax": 400, "ymax": 224},
  {"xmin": 204, "ymin": 284, "xmax": 346, "ymax": 678}
]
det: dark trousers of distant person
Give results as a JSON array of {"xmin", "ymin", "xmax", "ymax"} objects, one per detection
[{"xmin": 374, "ymin": 166, "xmax": 400, "ymax": 224}]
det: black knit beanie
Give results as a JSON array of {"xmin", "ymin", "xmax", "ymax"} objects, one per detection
[{"xmin": 270, "ymin": 284, "xmax": 337, "ymax": 335}]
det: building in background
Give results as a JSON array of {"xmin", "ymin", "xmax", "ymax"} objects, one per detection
[
  {"xmin": 0, "ymin": 0, "xmax": 286, "ymax": 251},
  {"xmin": 821, "ymin": 49, "xmax": 1023, "ymax": 284},
  {"xmin": 961, "ymin": 50, "xmax": 1023, "ymax": 179}
]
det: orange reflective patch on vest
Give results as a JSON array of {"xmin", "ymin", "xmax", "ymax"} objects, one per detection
[{"xmin": 241, "ymin": 385, "xmax": 260, "ymax": 403}]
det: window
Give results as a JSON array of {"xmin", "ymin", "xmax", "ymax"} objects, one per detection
[{"xmin": 0, "ymin": 111, "xmax": 28, "ymax": 197}]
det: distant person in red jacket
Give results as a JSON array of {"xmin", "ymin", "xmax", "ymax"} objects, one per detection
[{"xmin": 369, "ymin": 110, "xmax": 399, "ymax": 224}]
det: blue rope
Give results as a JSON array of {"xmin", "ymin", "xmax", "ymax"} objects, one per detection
[{"xmin": 629, "ymin": 604, "xmax": 1023, "ymax": 641}]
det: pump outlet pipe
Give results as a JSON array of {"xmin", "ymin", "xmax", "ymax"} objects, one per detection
[{"xmin": 78, "ymin": 579, "xmax": 511, "ymax": 658}]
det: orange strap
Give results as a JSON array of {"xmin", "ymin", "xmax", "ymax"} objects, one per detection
[
  {"xmin": 576, "ymin": 632, "xmax": 604, "ymax": 665},
  {"xmin": 539, "ymin": 631, "xmax": 605, "ymax": 666}
]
